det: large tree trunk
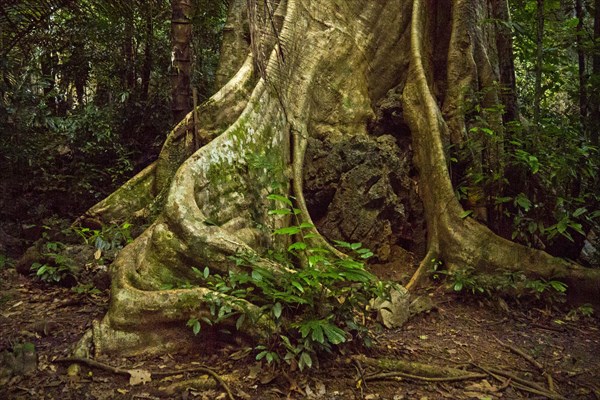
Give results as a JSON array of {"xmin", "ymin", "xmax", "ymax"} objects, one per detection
[{"xmin": 77, "ymin": 0, "xmax": 600, "ymax": 357}]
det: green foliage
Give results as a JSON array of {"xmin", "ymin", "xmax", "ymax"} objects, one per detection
[
  {"xmin": 429, "ymin": 261, "xmax": 568, "ymax": 302},
  {"xmin": 71, "ymin": 283, "xmax": 101, "ymax": 296},
  {"xmin": 73, "ymin": 222, "xmax": 133, "ymax": 251},
  {"xmin": 566, "ymin": 304, "xmax": 594, "ymax": 320},
  {"xmin": 30, "ymin": 241, "xmax": 76, "ymax": 283},
  {"xmin": 186, "ymin": 194, "xmax": 392, "ymax": 371},
  {"xmin": 0, "ymin": 254, "xmax": 10, "ymax": 270}
]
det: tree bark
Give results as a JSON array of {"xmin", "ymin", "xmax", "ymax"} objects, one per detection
[
  {"xmin": 491, "ymin": 0, "xmax": 519, "ymax": 124},
  {"xmin": 533, "ymin": 0, "xmax": 544, "ymax": 128},
  {"xmin": 170, "ymin": 0, "xmax": 193, "ymax": 124},
  {"xmin": 76, "ymin": 0, "xmax": 600, "ymax": 358},
  {"xmin": 591, "ymin": 0, "xmax": 600, "ymax": 145},
  {"xmin": 140, "ymin": 3, "xmax": 153, "ymax": 103}
]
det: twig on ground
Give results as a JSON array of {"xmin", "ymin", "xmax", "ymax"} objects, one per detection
[{"xmin": 492, "ymin": 336, "xmax": 543, "ymax": 370}]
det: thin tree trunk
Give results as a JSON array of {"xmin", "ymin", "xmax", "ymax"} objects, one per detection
[
  {"xmin": 533, "ymin": 0, "xmax": 545, "ymax": 128},
  {"xmin": 170, "ymin": 0, "xmax": 193, "ymax": 124},
  {"xmin": 576, "ymin": 0, "xmax": 587, "ymax": 131},
  {"xmin": 141, "ymin": 4, "xmax": 153, "ymax": 103},
  {"xmin": 123, "ymin": 12, "xmax": 135, "ymax": 92},
  {"xmin": 491, "ymin": 0, "xmax": 519, "ymax": 125},
  {"xmin": 591, "ymin": 0, "xmax": 600, "ymax": 145}
]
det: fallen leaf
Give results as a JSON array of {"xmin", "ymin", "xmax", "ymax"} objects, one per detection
[
  {"xmin": 129, "ymin": 369, "xmax": 152, "ymax": 386},
  {"xmin": 117, "ymin": 388, "xmax": 129, "ymax": 395}
]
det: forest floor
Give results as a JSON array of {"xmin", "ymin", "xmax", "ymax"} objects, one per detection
[{"xmin": 1, "ymin": 265, "xmax": 599, "ymax": 400}]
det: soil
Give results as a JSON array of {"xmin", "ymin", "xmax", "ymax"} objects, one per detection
[{"xmin": 1, "ymin": 266, "xmax": 599, "ymax": 400}]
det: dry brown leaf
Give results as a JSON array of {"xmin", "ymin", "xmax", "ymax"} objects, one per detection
[{"xmin": 129, "ymin": 369, "xmax": 152, "ymax": 385}]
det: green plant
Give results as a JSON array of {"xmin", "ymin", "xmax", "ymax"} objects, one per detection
[
  {"xmin": 429, "ymin": 262, "xmax": 486, "ymax": 294},
  {"xmin": 71, "ymin": 283, "xmax": 101, "ymax": 296},
  {"xmin": 185, "ymin": 194, "xmax": 393, "ymax": 371},
  {"xmin": 0, "ymin": 254, "xmax": 9, "ymax": 270},
  {"xmin": 73, "ymin": 222, "xmax": 133, "ymax": 252},
  {"xmin": 524, "ymin": 278, "xmax": 567, "ymax": 300},
  {"xmin": 566, "ymin": 303, "xmax": 594, "ymax": 321},
  {"xmin": 30, "ymin": 241, "xmax": 76, "ymax": 283}
]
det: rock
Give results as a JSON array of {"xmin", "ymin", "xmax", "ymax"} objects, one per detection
[
  {"xmin": 304, "ymin": 134, "xmax": 425, "ymax": 262},
  {"xmin": 580, "ymin": 229, "xmax": 600, "ymax": 268},
  {"xmin": 409, "ymin": 295, "xmax": 437, "ymax": 316},
  {"xmin": 14, "ymin": 242, "xmax": 45, "ymax": 275},
  {"xmin": 371, "ymin": 286, "xmax": 410, "ymax": 329}
]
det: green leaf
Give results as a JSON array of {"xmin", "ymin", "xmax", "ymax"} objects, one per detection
[
  {"xmin": 311, "ymin": 324, "xmax": 324, "ymax": 344},
  {"xmin": 268, "ymin": 208, "xmax": 292, "ymax": 216},
  {"xmin": 557, "ymin": 218, "xmax": 568, "ymax": 234},
  {"xmin": 256, "ymin": 350, "xmax": 268, "ymax": 361},
  {"xmin": 572, "ymin": 207, "xmax": 587, "ymax": 218},
  {"xmin": 299, "ymin": 352, "xmax": 312, "ymax": 370},
  {"xmin": 267, "ymin": 194, "xmax": 293, "ymax": 206},
  {"xmin": 350, "ymin": 242, "xmax": 362, "ymax": 250},
  {"xmin": 568, "ymin": 222, "xmax": 585, "ymax": 235},
  {"xmin": 203, "ymin": 267, "xmax": 210, "ymax": 279},
  {"xmin": 291, "ymin": 281, "xmax": 304, "ymax": 293},
  {"xmin": 549, "ymin": 281, "xmax": 567, "ymax": 293},
  {"xmin": 298, "ymin": 222, "xmax": 315, "ymax": 229},
  {"xmin": 453, "ymin": 281, "xmax": 463, "ymax": 291},
  {"xmin": 251, "ymin": 270, "xmax": 263, "ymax": 281},
  {"xmin": 460, "ymin": 210, "xmax": 473, "ymax": 219},
  {"xmin": 273, "ymin": 226, "xmax": 301, "ymax": 235},
  {"xmin": 288, "ymin": 242, "xmax": 307, "ymax": 252},
  {"xmin": 515, "ymin": 193, "xmax": 532, "ymax": 211},
  {"xmin": 187, "ymin": 318, "xmax": 201, "ymax": 335},
  {"xmin": 528, "ymin": 156, "xmax": 539, "ymax": 174},
  {"xmin": 495, "ymin": 196, "xmax": 512, "ymax": 204},
  {"xmin": 234, "ymin": 314, "xmax": 245, "ymax": 330},
  {"xmin": 265, "ymin": 352, "xmax": 275, "ymax": 364},
  {"xmin": 322, "ymin": 324, "xmax": 346, "ymax": 345},
  {"xmin": 273, "ymin": 302, "xmax": 282, "ymax": 319}
]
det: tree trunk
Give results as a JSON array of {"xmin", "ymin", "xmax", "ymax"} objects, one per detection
[
  {"xmin": 170, "ymin": 0, "xmax": 193, "ymax": 124},
  {"xmin": 591, "ymin": 0, "xmax": 600, "ymax": 146},
  {"xmin": 575, "ymin": 0, "xmax": 587, "ymax": 131},
  {"xmin": 123, "ymin": 12, "xmax": 135, "ymax": 93},
  {"xmin": 76, "ymin": 0, "xmax": 600, "ymax": 358},
  {"xmin": 491, "ymin": 0, "xmax": 519, "ymax": 124},
  {"xmin": 140, "ymin": 4, "xmax": 153, "ymax": 103},
  {"xmin": 533, "ymin": 0, "xmax": 545, "ymax": 128}
]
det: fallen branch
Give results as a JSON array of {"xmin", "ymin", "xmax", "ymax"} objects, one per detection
[
  {"xmin": 492, "ymin": 336, "xmax": 543, "ymax": 370},
  {"xmin": 54, "ymin": 357, "xmax": 235, "ymax": 400}
]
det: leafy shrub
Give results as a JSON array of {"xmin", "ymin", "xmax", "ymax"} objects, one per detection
[
  {"xmin": 186, "ymin": 195, "xmax": 394, "ymax": 371},
  {"xmin": 30, "ymin": 241, "xmax": 76, "ymax": 283}
]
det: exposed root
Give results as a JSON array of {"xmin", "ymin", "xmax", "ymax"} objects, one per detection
[
  {"xmin": 492, "ymin": 336, "xmax": 544, "ymax": 371},
  {"xmin": 351, "ymin": 355, "xmax": 484, "ymax": 381},
  {"xmin": 364, "ymin": 371, "xmax": 486, "ymax": 383},
  {"xmin": 352, "ymin": 354, "xmax": 567, "ymax": 399},
  {"xmin": 473, "ymin": 364, "xmax": 566, "ymax": 400},
  {"xmin": 405, "ymin": 249, "xmax": 436, "ymax": 291},
  {"xmin": 55, "ymin": 357, "xmax": 235, "ymax": 400}
]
